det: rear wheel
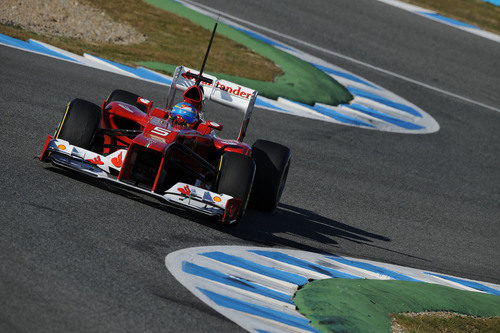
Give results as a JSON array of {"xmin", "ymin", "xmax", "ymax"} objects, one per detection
[
  {"xmin": 56, "ymin": 98, "xmax": 101, "ymax": 150},
  {"xmin": 250, "ymin": 139, "xmax": 291, "ymax": 211},
  {"xmin": 216, "ymin": 152, "xmax": 256, "ymax": 223},
  {"xmin": 106, "ymin": 89, "xmax": 147, "ymax": 113}
]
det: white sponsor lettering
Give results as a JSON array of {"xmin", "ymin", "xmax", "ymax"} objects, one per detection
[
  {"xmin": 215, "ymin": 82, "xmax": 251, "ymax": 99},
  {"xmin": 151, "ymin": 126, "xmax": 171, "ymax": 137}
]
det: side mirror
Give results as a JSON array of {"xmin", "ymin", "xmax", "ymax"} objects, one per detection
[
  {"xmin": 207, "ymin": 121, "xmax": 223, "ymax": 131},
  {"xmin": 136, "ymin": 97, "xmax": 153, "ymax": 114}
]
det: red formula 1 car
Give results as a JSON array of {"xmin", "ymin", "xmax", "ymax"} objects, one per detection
[{"xmin": 40, "ymin": 64, "xmax": 290, "ymax": 224}]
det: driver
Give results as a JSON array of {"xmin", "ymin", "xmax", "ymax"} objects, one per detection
[{"xmin": 169, "ymin": 102, "xmax": 199, "ymax": 129}]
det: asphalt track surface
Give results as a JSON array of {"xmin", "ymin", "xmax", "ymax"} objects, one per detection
[{"xmin": 1, "ymin": 0, "xmax": 499, "ymax": 332}]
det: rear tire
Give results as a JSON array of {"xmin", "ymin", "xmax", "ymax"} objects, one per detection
[
  {"xmin": 250, "ymin": 140, "xmax": 291, "ymax": 211},
  {"xmin": 216, "ymin": 152, "xmax": 256, "ymax": 223},
  {"xmin": 106, "ymin": 89, "xmax": 147, "ymax": 113},
  {"xmin": 56, "ymin": 99, "xmax": 101, "ymax": 150}
]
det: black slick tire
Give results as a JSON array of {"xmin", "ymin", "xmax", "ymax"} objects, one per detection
[
  {"xmin": 106, "ymin": 89, "xmax": 147, "ymax": 113},
  {"xmin": 55, "ymin": 98, "xmax": 101, "ymax": 150},
  {"xmin": 250, "ymin": 139, "xmax": 291, "ymax": 211},
  {"xmin": 216, "ymin": 152, "xmax": 256, "ymax": 223}
]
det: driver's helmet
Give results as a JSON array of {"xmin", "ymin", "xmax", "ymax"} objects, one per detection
[{"xmin": 170, "ymin": 102, "xmax": 199, "ymax": 129}]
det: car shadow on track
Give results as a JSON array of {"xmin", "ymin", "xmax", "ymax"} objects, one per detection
[
  {"xmin": 226, "ymin": 203, "xmax": 428, "ymax": 261},
  {"xmin": 44, "ymin": 166, "xmax": 425, "ymax": 260}
]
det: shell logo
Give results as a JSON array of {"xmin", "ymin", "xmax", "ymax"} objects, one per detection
[
  {"xmin": 57, "ymin": 144, "xmax": 67, "ymax": 150},
  {"xmin": 213, "ymin": 196, "xmax": 222, "ymax": 202}
]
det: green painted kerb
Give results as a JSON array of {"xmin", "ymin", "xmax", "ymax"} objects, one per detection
[
  {"xmin": 143, "ymin": 0, "xmax": 353, "ymax": 106},
  {"xmin": 293, "ymin": 279, "xmax": 500, "ymax": 333}
]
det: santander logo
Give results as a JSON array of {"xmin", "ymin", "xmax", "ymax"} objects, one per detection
[
  {"xmin": 181, "ymin": 72, "xmax": 213, "ymax": 87},
  {"xmin": 215, "ymin": 82, "xmax": 251, "ymax": 99},
  {"xmin": 86, "ymin": 155, "xmax": 104, "ymax": 165},
  {"xmin": 111, "ymin": 152, "xmax": 123, "ymax": 168},
  {"xmin": 178, "ymin": 185, "xmax": 191, "ymax": 196},
  {"xmin": 182, "ymin": 71, "xmax": 252, "ymax": 100}
]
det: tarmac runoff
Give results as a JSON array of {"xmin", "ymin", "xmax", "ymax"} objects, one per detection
[
  {"xmin": 0, "ymin": 2, "xmax": 439, "ymax": 134},
  {"xmin": 166, "ymin": 246, "xmax": 500, "ymax": 333}
]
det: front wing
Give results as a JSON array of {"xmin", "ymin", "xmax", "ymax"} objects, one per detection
[{"xmin": 40, "ymin": 136, "xmax": 242, "ymax": 224}]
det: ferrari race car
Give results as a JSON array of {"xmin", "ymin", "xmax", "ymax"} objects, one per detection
[{"xmin": 39, "ymin": 65, "xmax": 291, "ymax": 224}]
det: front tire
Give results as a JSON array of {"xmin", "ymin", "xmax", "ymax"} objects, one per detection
[
  {"xmin": 216, "ymin": 152, "xmax": 256, "ymax": 223},
  {"xmin": 56, "ymin": 98, "xmax": 101, "ymax": 150},
  {"xmin": 250, "ymin": 140, "xmax": 291, "ymax": 211}
]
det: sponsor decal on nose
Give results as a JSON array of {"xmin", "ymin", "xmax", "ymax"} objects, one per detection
[
  {"xmin": 111, "ymin": 152, "xmax": 123, "ymax": 168},
  {"xmin": 86, "ymin": 155, "xmax": 104, "ymax": 165},
  {"xmin": 203, "ymin": 191, "xmax": 213, "ymax": 202},
  {"xmin": 178, "ymin": 185, "xmax": 191, "ymax": 196}
]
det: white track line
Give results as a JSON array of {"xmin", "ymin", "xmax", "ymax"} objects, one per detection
[
  {"xmin": 179, "ymin": 0, "xmax": 500, "ymax": 113},
  {"xmin": 375, "ymin": 0, "xmax": 500, "ymax": 42}
]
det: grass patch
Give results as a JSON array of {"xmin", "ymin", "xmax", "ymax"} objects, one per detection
[
  {"xmin": 293, "ymin": 279, "xmax": 500, "ymax": 333},
  {"xmin": 399, "ymin": 0, "xmax": 500, "ymax": 34},
  {"xmin": 0, "ymin": 0, "xmax": 282, "ymax": 81},
  {"xmin": 391, "ymin": 312, "xmax": 500, "ymax": 332},
  {"xmin": 0, "ymin": 0, "xmax": 352, "ymax": 105}
]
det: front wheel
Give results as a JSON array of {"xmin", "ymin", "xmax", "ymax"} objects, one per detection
[
  {"xmin": 55, "ymin": 98, "xmax": 101, "ymax": 150},
  {"xmin": 216, "ymin": 152, "xmax": 256, "ymax": 223},
  {"xmin": 250, "ymin": 139, "xmax": 291, "ymax": 211}
]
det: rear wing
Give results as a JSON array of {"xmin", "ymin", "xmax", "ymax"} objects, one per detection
[{"xmin": 166, "ymin": 66, "xmax": 257, "ymax": 142}]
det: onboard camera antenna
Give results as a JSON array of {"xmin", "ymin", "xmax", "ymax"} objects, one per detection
[{"xmin": 195, "ymin": 15, "xmax": 220, "ymax": 86}]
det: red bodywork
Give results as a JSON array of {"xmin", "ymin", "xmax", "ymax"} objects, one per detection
[
  {"xmin": 98, "ymin": 93, "xmax": 250, "ymax": 196},
  {"xmin": 40, "ymin": 65, "xmax": 259, "ymax": 224}
]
